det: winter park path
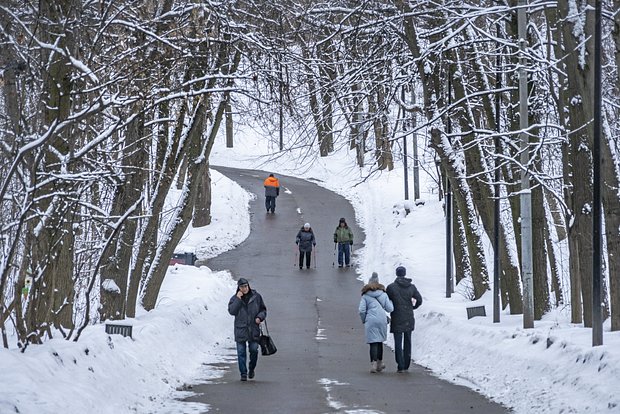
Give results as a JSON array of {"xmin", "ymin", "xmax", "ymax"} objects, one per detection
[{"xmin": 183, "ymin": 166, "xmax": 509, "ymax": 413}]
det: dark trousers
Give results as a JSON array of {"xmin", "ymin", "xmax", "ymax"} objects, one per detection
[
  {"xmin": 236, "ymin": 341, "xmax": 259, "ymax": 376},
  {"xmin": 337, "ymin": 243, "xmax": 350, "ymax": 265},
  {"xmin": 299, "ymin": 250, "xmax": 311, "ymax": 268},
  {"xmin": 369, "ymin": 342, "xmax": 384, "ymax": 362},
  {"xmin": 393, "ymin": 331, "xmax": 412, "ymax": 371},
  {"xmin": 265, "ymin": 196, "xmax": 276, "ymax": 212}
]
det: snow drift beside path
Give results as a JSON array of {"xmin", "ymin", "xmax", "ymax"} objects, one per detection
[{"xmin": 0, "ymin": 171, "xmax": 251, "ymax": 414}]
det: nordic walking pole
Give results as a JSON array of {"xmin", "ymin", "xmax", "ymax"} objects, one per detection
[
  {"xmin": 332, "ymin": 243, "xmax": 336, "ymax": 267},
  {"xmin": 313, "ymin": 247, "xmax": 317, "ymax": 269},
  {"xmin": 294, "ymin": 245, "xmax": 298, "ymax": 268}
]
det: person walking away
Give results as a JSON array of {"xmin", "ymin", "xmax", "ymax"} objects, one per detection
[
  {"xmin": 359, "ymin": 272, "xmax": 394, "ymax": 373},
  {"xmin": 386, "ymin": 266, "xmax": 422, "ymax": 373},
  {"xmin": 264, "ymin": 173, "xmax": 280, "ymax": 213},
  {"xmin": 228, "ymin": 278, "xmax": 267, "ymax": 381},
  {"xmin": 296, "ymin": 223, "xmax": 316, "ymax": 269},
  {"xmin": 333, "ymin": 217, "xmax": 353, "ymax": 267}
]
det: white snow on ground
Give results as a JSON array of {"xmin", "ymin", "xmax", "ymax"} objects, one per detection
[{"xmin": 1, "ymin": 131, "xmax": 619, "ymax": 414}]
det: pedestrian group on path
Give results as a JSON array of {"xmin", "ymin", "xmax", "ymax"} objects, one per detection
[{"xmin": 228, "ymin": 173, "xmax": 423, "ymax": 381}]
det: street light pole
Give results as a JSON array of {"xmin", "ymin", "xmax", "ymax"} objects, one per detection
[
  {"xmin": 494, "ymin": 23, "xmax": 502, "ymax": 324},
  {"xmin": 446, "ymin": 69, "xmax": 453, "ymax": 298},
  {"xmin": 518, "ymin": 0, "xmax": 534, "ymax": 329},
  {"xmin": 402, "ymin": 87, "xmax": 409, "ymax": 201},
  {"xmin": 592, "ymin": 0, "xmax": 603, "ymax": 347}
]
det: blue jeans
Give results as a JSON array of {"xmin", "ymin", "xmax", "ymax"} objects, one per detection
[
  {"xmin": 236, "ymin": 341, "xmax": 259, "ymax": 376},
  {"xmin": 337, "ymin": 243, "xmax": 350, "ymax": 265},
  {"xmin": 265, "ymin": 196, "xmax": 276, "ymax": 212},
  {"xmin": 393, "ymin": 331, "xmax": 412, "ymax": 371}
]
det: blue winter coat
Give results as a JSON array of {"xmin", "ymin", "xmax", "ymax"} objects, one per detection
[
  {"xmin": 359, "ymin": 284, "xmax": 394, "ymax": 344},
  {"xmin": 228, "ymin": 288, "xmax": 267, "ymax": 342}
]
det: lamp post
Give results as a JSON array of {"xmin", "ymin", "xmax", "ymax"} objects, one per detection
[
  {"xmin": 592, "ymin": 0, "xmax": 603, "ymax": 347},
  {"xmin": 494, "ymin": 23, "xmax": 502, "ymax": 324},
  {"xmin": 518, "ymin": 0, "xmax": 534, "ymax": 329},
  {"xmin": 446, "ymin": 68, "xmax": 453, "ymax": 298}
]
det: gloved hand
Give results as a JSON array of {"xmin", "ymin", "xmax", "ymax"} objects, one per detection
[
  {"xmin": 349, "ymin": 241, "xmax": 353, "ymax": 245},
  {"xmin": 296, "ymin": 241, "xmax": 299, "ymax": 245},
  {"xmin": 313, "ymin": 243, "xmax": 316, "ymax": 246},
  {"xmin": 333, "ymin": 239, "xmax": 337, "ymax": 243}
]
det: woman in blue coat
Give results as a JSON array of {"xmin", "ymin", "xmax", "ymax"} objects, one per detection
[{"xmin": 359, "ymin": 272, "xmax": 394, "ymax": 373}]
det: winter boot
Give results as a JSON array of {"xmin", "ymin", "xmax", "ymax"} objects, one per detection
[
  {"xmin": 370, "ymin": 361, "xmax": 378, "ymax": 373},
  {"xmin": 376, "ymin": 360, "xmax": 385, "ymax": 372}
]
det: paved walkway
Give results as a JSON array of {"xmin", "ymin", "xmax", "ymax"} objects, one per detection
[{"xmin": 183, "ymin": 166, "xmax": 510, "ymax": 413}]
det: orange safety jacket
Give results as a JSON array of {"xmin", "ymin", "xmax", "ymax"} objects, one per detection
[{"xmin": 264, "ymin": 176, "xmax": 280, "ymax": 188}]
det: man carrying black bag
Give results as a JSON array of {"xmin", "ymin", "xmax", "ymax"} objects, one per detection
[{"xmin": 228, "ymin": 278, "xmax": 267, "ymax": 381}]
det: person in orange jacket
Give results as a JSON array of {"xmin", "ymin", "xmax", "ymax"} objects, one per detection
[{"xmin": 264, "ymin": 173, "xmax": 280, "ymax": 213}]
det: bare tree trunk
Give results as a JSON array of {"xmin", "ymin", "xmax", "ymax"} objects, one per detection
[
  {"xmin": 99, "ymin": 110, "xmax": 146, "ymax": 321},
  {"xmin": 193, "ymin": 163, "xmax": 212, "ymax": 227},
  {"xmin": 431, "ymin": 130, "xmax": 490, "ymax": 299},
  {"xmin": 544, "ymin": 191, "xmax": 564, "ymax": 306},
  {"xmin": 558, "ymin": 0, "xmax": 598, "ymax": 326},
  {"xmin": 449, "ymin": 45, "xmax": 523, "ymax": 313},
  {"xmin": 453, "ymin": 204, "xmax": 471, "ymax": 286},
  {"xmin": 532, "ymin": 182, "xmax": 550, "ymax": 319},
  {"xmin": 607, "ymin": 0, "xmax": 620, "ymax": 330}
]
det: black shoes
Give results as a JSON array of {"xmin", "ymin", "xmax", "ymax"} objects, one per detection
[
  {"xmin": 249, "ymin": 370, "xmax": 255, "ymax": 379},
  {"xmin": 241, "ymin": 374, "xmax": 247, "ymax": 381}
]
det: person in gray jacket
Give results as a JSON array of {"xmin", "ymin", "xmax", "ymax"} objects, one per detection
[
  {"xmin": 359, "ymin": 272, "xmax": 394, "ymax": 373},
  {"xmin": 295, "ymin": 223, "xmax": 316, "ymax": 269},
  {"xmin": 386, "ymin": 266, "xmax": 422, "ymax": 373},
  {"xmin": 228, "ymin": 278, "xmax": 267, "ymax": 381}
]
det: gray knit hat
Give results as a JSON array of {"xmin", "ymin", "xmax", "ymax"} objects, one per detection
[{"xmin": 369, "ymin": 272, "xmax": 379, "ymax": 284}]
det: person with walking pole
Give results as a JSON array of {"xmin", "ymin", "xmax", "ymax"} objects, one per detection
[
  {"xmin": 295, "ymin": 223, "xmax": 316, "ymax": 270},
  {"xmin": 333, "ymin": 217, "xmax": 353, "ymax": 268}
]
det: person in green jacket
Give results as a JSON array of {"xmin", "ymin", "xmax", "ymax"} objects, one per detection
[{"xmin": 333, "ymin": 217, "xmax": 354, "ymax": 267}]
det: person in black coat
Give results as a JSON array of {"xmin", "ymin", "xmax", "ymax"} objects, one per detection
[
  {"xmin": 385, "ymin": 266, "xmax": 422, "ymax": 373},
  {"xmin": 296, "ymin": 223, "xmax": 316, "ymax": 269},
  {"xmin": 228, "ymin": 278, "xmax": 267, "ymax": 381}
]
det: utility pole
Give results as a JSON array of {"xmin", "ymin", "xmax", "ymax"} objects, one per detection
[
  {"xmin": 494, "ymin": 23, "xmax": 502, "ymax": 324},
  {"xmin": 412, "ymin": 88, "xmax": 420, "ymax": 201},
  {"xmin": 278, "ymin": 15, "xmax": 284, "ymax": 151},
  {"xmin": 446, "ymin": 68, "xmax": 453, "ymax": 299},
  {"xmin": 402, "ymin": 87, "xmax": 409, "ymax": 200},
  {"xmin": 518, "ymin": 0, "xmax": 534, "ymax": 329},
  {"xmin": 592, "ymin": 0, "xmax": 603, "ymax": 347}
]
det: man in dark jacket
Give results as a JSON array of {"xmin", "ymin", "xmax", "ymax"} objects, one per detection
[
  {"xmin": 228, "ymin": 278, "xmax": 267, "ymax": 381},
  {"xmin": 386, "ymin": 266, "xmax": 422, "ymax": 373}
]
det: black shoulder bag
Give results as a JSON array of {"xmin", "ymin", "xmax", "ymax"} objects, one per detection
[{"xmin": 259, "ymin": 321, "xmax": 277, "ymax": 356}]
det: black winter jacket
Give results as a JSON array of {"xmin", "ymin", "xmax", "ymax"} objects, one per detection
[
  {"xmin": 386, "ymin": 277, "xmax": 422, "ymax": 333},
  {"xmin": 228, "ymin": 288, "xmax": 267, "ymax": 342},
  {"xmin": 296, "ymin": 227, "xmax": 316, "ymax": 252}
]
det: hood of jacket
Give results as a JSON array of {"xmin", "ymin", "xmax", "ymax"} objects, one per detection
[
  {"xmin": 395, "ymin": 277, "xmax": 412, "ymax": 287},
  {"xmin": 264, "ymin": 176, "xmax": 279, "ymax": 187},
  {"xmin": 362, "ymin": 283, "xmax": 385, "ymax": 295}
]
